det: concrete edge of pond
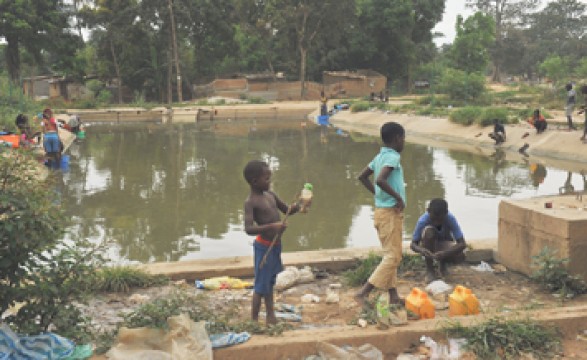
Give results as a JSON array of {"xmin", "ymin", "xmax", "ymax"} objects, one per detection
[
  {"xmin": 212, "ymin": 305, "xmax": 587, "ymax": 359},
  {"xmin": 141, "ymin": 239, "xmax": 496, "ymax": 282},
  {"xmin": 327, "ymin": 110, "xmax": 587, "ymax": 172}
]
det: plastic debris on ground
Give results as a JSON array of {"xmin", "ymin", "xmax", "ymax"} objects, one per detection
[
  {"xmin": 275, "ymin": 266, "xmax": 315, "ymax": 291},
  {"xmin": 105, "ymin": 313, "xmax": 212, "ymax": 360},
  {"xmin": 316, "ymin": 342, "xmax": 383, "ymax": 360},
  {"xmin": 262, "ymin": 303, "xmax": 303, "ymax": 322},
  {"xmin": 64, "ymin": 344, "xmax": 94, "ymax": 359},
  {"xmin": 194, "ymin": 276, "xmax": 253, "ymax": 290},
  {"xmin": 419, "ymin": 336, "xmax": 467, "ymax": 360},
  {"xmin": 471, "ymin": 261, "xmax": 494, "ymax": 272},
  {"xmin": 0, "ymin": 323, "xmax": 76, "ymax": 360},
  {"xmin": 209, "ymin": 332, "xmax": 250, "ymax": 349},
  {"xmin": 301, "ymin": 293, "xmax": 320, "ymax": 303},
  {"xmin": 425, "ymin": 279, "xmax": 453, "ymax": 296}
]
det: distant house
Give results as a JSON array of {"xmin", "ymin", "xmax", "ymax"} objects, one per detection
[
  {"xmin": 22, "ymin": 75, "xmax": 90, "ymax": 101},
  {"xmin": 322, "ymin": 70, "xmax": 387, "ymax": 98}
]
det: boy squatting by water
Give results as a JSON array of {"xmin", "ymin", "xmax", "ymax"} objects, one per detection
[
  {"xmin": 354, "ymin": 122, "xmax": 407, "ymax": 307},
  {"xmin": 243, "ymin": 160, "xmax": 299, "ymax": 325},
  {"xmin": 410, "ymin": 198, "xmax": 467, "ymax": 283}
]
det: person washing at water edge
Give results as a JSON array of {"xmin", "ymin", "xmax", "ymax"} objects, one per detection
[
  {"xmin": 411, "ymin": 198, "xmax": 467, "ymax": 283},
  {"xmin": 355, "ymin": 122, "xmax": 407, "ymax": 307},
  {"xmin": 243, "ymin": 160, "xmax": 299, "ymax": 325},
  {"xmin": 488, "ymin": 118, "xmax": 506, "ymax": 145}
]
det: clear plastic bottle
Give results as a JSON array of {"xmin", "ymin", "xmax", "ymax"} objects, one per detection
[{"xmin": 299, "ymin": 183, "xmax": 313, "ymax": 213}]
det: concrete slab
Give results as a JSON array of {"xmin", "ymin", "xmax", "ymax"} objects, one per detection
[
  {"xmin": 214, "ymin": 305, "xmax": 587, "ymax": 359},
  {"xmin": 142, "ymin": 240, "xmax": 497, "ymax": 281}
]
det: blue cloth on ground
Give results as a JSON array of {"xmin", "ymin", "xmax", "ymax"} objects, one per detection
[
  {"xmin": 0, "ymin": 323, "xmax": 75, "ymax": 360},
  {"xmin": 253, "ymin": 241, "xmax": 283, "ymax": 295},
  {"xmin": 209, "ymin": 332, "xmax": 251, "ymax": 349}
]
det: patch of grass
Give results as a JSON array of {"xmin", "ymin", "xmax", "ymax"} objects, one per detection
[
  {"xmin": 342, "ymin": 252, "xmax": 425, "ymax": 287},
  {"xmin": 94, "ymin": 290, "xmax": 292, "ymax": 354},
  {"xmin": 342, "ymin": 252, "xmax": 382, "ymax": 286},
  {"xmin": 531, "ymin": 247, "xmax": 587, "ymax": 299},
  {"xmin": 89, "ymin": 266, "xmax": 170, "ymax": 293},
  {"xmin": 443, "ymin": 317, "xmax": 562, "ymax": 359},
  {"xmin": 449, "ymin": 106, "xmax": 483, "ymax": 125}
]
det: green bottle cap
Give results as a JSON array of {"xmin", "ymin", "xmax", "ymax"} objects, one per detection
[{"xmin": 304, "ymin": 183, "xmax": 313, "ymax": 191}]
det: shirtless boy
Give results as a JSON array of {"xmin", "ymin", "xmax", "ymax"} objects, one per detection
[{"xmin": 243, "ymin": 160, "xmax": 298, "ymax": 325}]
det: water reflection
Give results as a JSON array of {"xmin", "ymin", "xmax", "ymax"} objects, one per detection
[{"xmin": 54, "ymin": 121, "xmax": 583, "ymax": 263}]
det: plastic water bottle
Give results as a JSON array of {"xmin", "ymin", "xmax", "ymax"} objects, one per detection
[{"xmin": 299, "ymin": 183, "xmax": 313, "ymax": 213}]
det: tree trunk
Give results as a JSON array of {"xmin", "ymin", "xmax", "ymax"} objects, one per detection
[
  {"xmin": 168, "ymin": 0, "xmax": 182, "ymax": 102},
  {"xmin": 109, "ymin": 38, "xmax": 123, "ymax": 104},
  {"xmin": 492, "ymin": 0, "xmax": 503, "ymax": 82},
  {"xmin": 5, "ymin": 35, "xmax": 21, "ymax": 83},
  {"xmin": 167, "ymin": 42, "xmax": 173, "ymax": 104},
  {"xmin": 299, "ymin": 47, "xmax": 307, "ymax": 100}
]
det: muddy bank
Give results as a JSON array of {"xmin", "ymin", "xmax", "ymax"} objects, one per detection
[{"xmin": 328, "ymin": 110, "xmax": 587, "ymax": 172}]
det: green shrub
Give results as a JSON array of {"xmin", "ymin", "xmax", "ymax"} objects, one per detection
[
  {"xmin": 449, "ymin": 106, "xmax": 482, "ymax": 125},
  {"xmin": 443, "ymin": 317, "xmax": 561, "ymax": 359},
  {"xmin": 479, "ymin": 107, "xmax": 510, "ymax": 126},
  {"xmin": 342, "ymin": 252, "xmax": 425, "ymax": 286},
  {"xmin": 247, "ymin": 97, "xmax": 268, "ymax": 104},
  {"xmin": 531, "ymin": 247, "xmax": 587, "ymax": 299},
  {"xmin": 0, "ymin": 151, "xmax": 102, "ymax": 341},
  {"xmin": 350, "ymin": 101, "xmax": 370, "ymax": 113},
  {"xmin": 89, "ymin": 266, "xmax": 170, "ymax": 293},
  {"xmin": 437, "ymin": 68, "xmax": 486, "ymax": 102}
]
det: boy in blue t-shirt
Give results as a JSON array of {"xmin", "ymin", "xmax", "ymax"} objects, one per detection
[
  {"xmin": 411, "ymin": 198, "xmax": 467, "ymax": 283},
  {"xmin": 355, "ymin": 122, "xmax": 406, "ymax": 307}
]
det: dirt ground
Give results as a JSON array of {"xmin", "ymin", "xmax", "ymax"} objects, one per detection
[{"xmin": 84, "ymin": 261, "xmax": 587, "ymax": 358}]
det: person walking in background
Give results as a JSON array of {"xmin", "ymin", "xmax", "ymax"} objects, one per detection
[
  {"xmin": 319, "ymin": 91, "xmax": 328, "ymax": 116},
  {"xmin": 566, "ymin": 83, "xmax": 577, "ymax": 130},
  {"xmin": 355, "ymin": 122, "xmax": 406, "ymax": 307},
  {"xmin": 243, "ymin": 160, "xmax": 299, "ymax": 325}
]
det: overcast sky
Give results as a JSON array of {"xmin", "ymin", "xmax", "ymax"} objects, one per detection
[{"xmin": 433, "ymin": 0, "xmax": 474, "ymax": 46}]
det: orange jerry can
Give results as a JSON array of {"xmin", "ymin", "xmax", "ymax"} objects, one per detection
[
  {"xmin": 449, "ymin": 285, "xmax": 480, "ymax": 316},
  {"xmin": 0, "ymin": 134, "xmax": 20, "ymax": 149},
  {"xmin": 406, "ymin": 287, "xmax": 435, "ymax": 319}
]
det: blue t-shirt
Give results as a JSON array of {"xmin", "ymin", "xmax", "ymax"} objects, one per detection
[
  {"xmin": 368, "ymin": 147, "xmax": 406, "ymax": 208},
  {"xmin": 412, "ymin": 211, "xmax": 464, "ymax": 244}
]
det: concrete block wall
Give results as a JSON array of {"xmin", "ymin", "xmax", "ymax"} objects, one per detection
[{"xmin": 498, "ymin": 198, "xmax": 587, "ymax": 281}]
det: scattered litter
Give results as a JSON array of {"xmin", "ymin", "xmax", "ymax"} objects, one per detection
[
  {"xmin": 325, "ymin": 290, "xmax": 340, "ymax": 304},
  {"xmin": 420, "ymin": 336, "xmax": 466, "ymax": 360},
  {"xmin": 425, "ymin": 280, "xmax": 452, "ymax": 296},
  {"xmin": 0, "ymin": 323, "xmax": 76, "ymax": 360},
  {"xmin": 275, "ymin": 266, "xmax": 315, "ymax": 291},
  {"xmin": 329, "ymin": 283, "xmax": 342, "ymax": 289},
  {"xmin": 128, "ymin": 293, "xmax": 150, "ymax": 304},
  {"xmin": 396, "ymin": 354, "xmax": 425, "ymax": 360},
  {"xmin": 195, "ymin": 276, "xmax": 252, "ymax": 290},
  {"xmin": 317, "ymin": 342, "xmax": 383, "ymax": 360},
  {"xmin": 105, "ymin": 314, "xmax": 212, "ymax": 359},
  {"xmin": 301, "ymin": 294, "xmax": 320, "ymax": 303},
  {"xmin": 263, "ymin": 311, "xmax": 302, "ymax": 322},
  {"xmin": 492, "ymin": 263, "xmax": 507, "ymax": 273},
  {"xmin": 471, "ymin": 261, "xmax": 494, "ymax": 272},
  {"xmin": 357, "ymin": 319, "xmax": 368, "ymax": 328},
  {"xmin": 209, "ymin": 332, "xmax": 250, "ymax": 348}
]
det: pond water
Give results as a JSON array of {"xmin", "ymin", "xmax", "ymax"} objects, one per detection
[{"xmin": 54, "ymin": 120, "xmax": 586, "ymax": 263}]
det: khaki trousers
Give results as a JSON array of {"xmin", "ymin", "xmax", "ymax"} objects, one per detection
[{"xmin": 368, "ymin": 208, "xmax": 404, "ymax": 290}]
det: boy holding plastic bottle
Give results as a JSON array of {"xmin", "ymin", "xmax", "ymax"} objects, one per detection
[
  {"xmin": 243, "ymin": 160, "xmax": 299, "ymax": 325},
  {"xmin": 355, "ymin": 122, "xmax": 406, "ymax": 307}
]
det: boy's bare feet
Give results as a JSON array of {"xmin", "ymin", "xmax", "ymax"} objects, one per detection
[{"xmin": 266, "ymin": 314, "xmax": 278, "ymax": 326}]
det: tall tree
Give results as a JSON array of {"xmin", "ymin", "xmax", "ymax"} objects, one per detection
[
  {"xmin": 449, "ymin": 12, "xmax": 495, "ymax": 73},
  {"xmin": 0, "ymin": 0, "xmax": 74, "ymax": 82},
  {"xmin": 466, "ymin": 0, "xmax": 540, "ymax": 82},
  {"xmin": 265, "ymin": 0, "xmax": 354, "ymax": 98}
]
